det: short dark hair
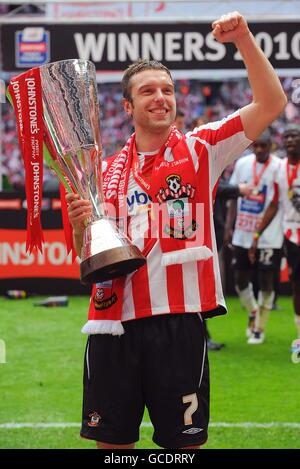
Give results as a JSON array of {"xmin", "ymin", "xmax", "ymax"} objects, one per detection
[
  {"xmin": 283, "ymin": 124, "xmax": 300, "ymax": 137},
  {"xmin": 255, "ymin": 128, "xmax": 272, "ymax": 144},
  {"xmin": 176, "ymin": 110, "xmax": 185, "ymax": 118},
  {"xmin": 121, "ymin": 59, "xmax": 173, "ymax": 102}
]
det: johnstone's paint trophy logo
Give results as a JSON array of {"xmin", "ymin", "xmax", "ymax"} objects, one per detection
[{"xmin": 15, "ymin": 27, "xmax": 50, "ymax": 68}]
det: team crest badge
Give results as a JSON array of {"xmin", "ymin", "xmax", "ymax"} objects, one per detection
[
  {"xmin": 88, "ymin": 411, "xmax": 101, "ymax": 427},
  {"xmin": 94, "ymin": 280, "xmax": 118, "ymax": 310},
  {"xmin": 156, "ymin": 174, "xmax": 195, "ymax": 203},
  {"xmin": 156, "ymin": 174, "xmax": 198, "ymax": 239}
]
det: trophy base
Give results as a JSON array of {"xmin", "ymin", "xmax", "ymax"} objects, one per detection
[{"xmin": 80, "ymin": 244, "xmax": 146, "ymax": 285}]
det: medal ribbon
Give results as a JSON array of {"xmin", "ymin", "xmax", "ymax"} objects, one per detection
[
  {"xmin": 286, "ymin": 160, "xmax": 300, "ymax": 189},
  {"xmin": 132, "ymin": 126, "xmax": 180, "ymax": 194},
  {"xmin": 252, "ymin": 156, "xmax": 271, "ymax": 189},
  {"xmin": 8, "ymin": 68, "xmax": 44, "ymax": 253}
]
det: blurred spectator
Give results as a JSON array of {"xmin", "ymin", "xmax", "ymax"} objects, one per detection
[
  {"xmin": 174, "ymin": 110, "xmax": 186, "ymax": 132},
  {"xmin": 1, "ymin": 76, "xmax": 297, "ymax": 190},
  {"xmin": 190, "ymin": 116, "xmax": 208, "ymax": 129}
]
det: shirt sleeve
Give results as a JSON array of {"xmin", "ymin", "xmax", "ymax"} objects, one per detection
[{"xmin": 186, "ymin": 110, "xmax": 252, "ymax": 188}]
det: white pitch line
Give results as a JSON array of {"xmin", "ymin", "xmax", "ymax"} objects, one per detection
[
  {"xmin": 0, "ymin": 422, "xmax": 300, "ymax": 429},
  {"xmin": 209, "ymin": 422, "xmax": 300, "ymax": 428}
]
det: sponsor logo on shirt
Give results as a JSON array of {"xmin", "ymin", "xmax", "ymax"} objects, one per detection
[{"xmin": 127, "ymin": 190, "xmax": 151, "ymax": 215}]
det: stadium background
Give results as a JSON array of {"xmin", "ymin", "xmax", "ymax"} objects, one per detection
[{"xmin": 0, "ymin": 0, "xmax": 299, "ymax": 450}]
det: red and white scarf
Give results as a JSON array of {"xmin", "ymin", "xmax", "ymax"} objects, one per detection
[{"xmin": 82, "ymin": 126, "xmax": 213, "ymax": 335}]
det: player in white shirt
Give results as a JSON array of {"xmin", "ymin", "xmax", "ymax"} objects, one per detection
[
  {"xmin": 225, "ymin": 129, "xmax": 283, "ymax": 344},
  {"xmin": 249, "ymin": 124, "xmax": 300, "ymax": 353}
]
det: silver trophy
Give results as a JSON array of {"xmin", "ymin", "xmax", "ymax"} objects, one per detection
[{"xmin": 39, "ymin": 59, "xmax": 145, "ymax": 285}]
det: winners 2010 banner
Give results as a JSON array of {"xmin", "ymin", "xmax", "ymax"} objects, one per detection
[{"xmin": 1, "ymin": 21, "xmax": 300, "ymax": 75}]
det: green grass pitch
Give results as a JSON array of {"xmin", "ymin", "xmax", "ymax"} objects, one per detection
[{"xmin": 0, "ymin": 295, "xmax": 299, "ymax": 449}]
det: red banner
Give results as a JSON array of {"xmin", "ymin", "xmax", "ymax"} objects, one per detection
[
  {"xmin": 8, "ymin": 68, "xmax": 44, "ymax": 253},
  {"xmin": 0, "ymin": 229, "xmax": 80, "ymax": 279}
]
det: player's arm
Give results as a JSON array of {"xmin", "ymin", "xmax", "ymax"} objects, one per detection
[
  {"xmin": 212, "ymin": 12, "xmax": 287, "ymax": 141},
  {"xmin": 66, "ymin": 193, "xmax": 92, "ymax": 257},
  {"xmin": 217, "ymin": 180, "xmax": 252, "ymax": 200},
  {"xmin": 223, "ymin": 199, "xmax": 237, "ymax": 247}
]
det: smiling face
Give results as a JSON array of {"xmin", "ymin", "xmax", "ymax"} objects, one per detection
[{"xmin": 123, "ymin": 69, "xmax": 176, "ymax": 135}]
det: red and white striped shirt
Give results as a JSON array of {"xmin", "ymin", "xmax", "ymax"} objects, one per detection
[{"xmin": 121, "ymin": 110, "xmax": 252, "ymax": 321}]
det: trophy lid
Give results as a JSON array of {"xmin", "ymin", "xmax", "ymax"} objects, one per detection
[{"xmin": 39, "ymin": 58, "xmax": 96, "ymax": 72}]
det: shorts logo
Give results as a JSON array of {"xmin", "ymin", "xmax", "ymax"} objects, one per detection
[
  {"xmin": 182, "ymin": 427, "xmax": 203, "ymax": 434},
  {"xmin": 96, "ymin": 289, "xmax": 105, "ymax": 301},
  {"xmin": 88, "ymin": 411, "xmax": 101, "ymax": 427}
]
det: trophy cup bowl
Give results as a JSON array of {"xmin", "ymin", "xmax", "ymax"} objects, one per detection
[{"xmin": 39, "ymin": 59, "xmax": 146, "ymax": 285}]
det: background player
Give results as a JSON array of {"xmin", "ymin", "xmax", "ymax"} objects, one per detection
[{"xmin": 224, "ymin": 129, "xmax": 283, "ymax": 344}]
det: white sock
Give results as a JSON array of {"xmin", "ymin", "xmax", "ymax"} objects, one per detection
[
  {"xmin": 255, "ymin": 291, "xmax": 274, "ymax": 332},
  {"xmin": 236, "ymin": 283, "xmax": 258, "ymax": 316}
]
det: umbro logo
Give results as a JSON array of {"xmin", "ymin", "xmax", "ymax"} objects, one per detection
[{"xmin": 182, "ymin": 427, "xmax": 203, "ymax": 434}]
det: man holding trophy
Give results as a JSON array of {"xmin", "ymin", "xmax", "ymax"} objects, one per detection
[{"xmin": 9, "ymin": 13, "xmax": 286, "ymax": 449}]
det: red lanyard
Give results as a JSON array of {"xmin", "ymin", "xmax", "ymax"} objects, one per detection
[
  {"xmin": 286, "ymin": 160, "xmax": 300, "ymax": 189},
  {"xmin": 132, "ymin": 143, "xmax": 160, "ymax": 194},
  {"xmin": 252, "ymin": 157, "xmax": 271, "ymax": 188}
]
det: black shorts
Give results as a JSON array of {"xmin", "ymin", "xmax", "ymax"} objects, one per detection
[
  {"xmin": 284, "ymin": 238, "xmax": 300, "ymax": 281},
  {"xmin": 80, "ymin": 313, "xmax": 209, "ymax": 449},
  {"xmin": 231, "ymin": 245, "xmax": 282, "ymax": 271}
]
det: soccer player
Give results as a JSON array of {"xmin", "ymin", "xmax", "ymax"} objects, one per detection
[
  {"xmin": 67, "ymin": 12, "xmax": 286, "ymax": 449},
  {"xmin": 249, "ymin": 124, "xmax": 300, "ymax": 348},
  {"xmin": 224, "ymin": 130, "xmax": 283, "ymax": 344}
]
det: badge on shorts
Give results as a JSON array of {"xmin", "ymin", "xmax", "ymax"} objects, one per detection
[{"xmin": 88, "ymin": 411, "xmax": 101, "ymax": 427}]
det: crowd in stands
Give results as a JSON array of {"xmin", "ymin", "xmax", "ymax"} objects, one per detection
[{"xmin": 1, "ymin": 76, "xmax": 299, "ymax": 191}]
